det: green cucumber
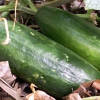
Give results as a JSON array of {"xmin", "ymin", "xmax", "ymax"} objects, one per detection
[
  {"xmin": 0, "ymin": 21, "xmax": 100, "ymax": 98},
  {"xmin": 35, "ymin": 7, "xmax": 100, "ymax": 71}
]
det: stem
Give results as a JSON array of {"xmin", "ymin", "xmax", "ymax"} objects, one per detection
[
  {"xmin": 0, "ymin": 12, "xmax": 9, "ymax": 18},
  {"xmin": 26, "ymin": 0, "xmax": 38, "ymax": 13},
  {"xmin": 36, "ymin": 0, "xmax": 73, "ymax": 7},
  {"xmin": 76, "ymin": 13, "xmax": 90, "ymax": 19},
  {"xmin": 0, "ymin": 3, "xmax": 35, "ymax": 15},
  {"xmin": 17, "ymin": 5, "xmax": 36, "ymax": 15},
  {"xmin": 76, "ymin": 14, "xmax": 100, "ymax": 21},
  {"xmin": 0, "ymin": 1, "xmax": 15, "ymax": 12},
  {"xmin": 0, "ymin": 4, "xmax": 14, "ymax": 12},
  {"xmin": 0, "ymin": 18, "xmax": 10, "ymax": 45},
  {"xmin": 0, "ymin": 0, "xmax": 72, "ymax": 15}
]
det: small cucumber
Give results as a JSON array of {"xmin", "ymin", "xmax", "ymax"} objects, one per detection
[
  {"xmin": 35, "ymin": 6, "xmax": 100, "ymax": 71},
  {"xmin": 0, "ymin": 21, "xmax": 100, "ymax": 98}
]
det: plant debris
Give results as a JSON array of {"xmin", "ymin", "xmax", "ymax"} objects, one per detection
[
  {"xmin": 26, "ymin": 90, "xmax": 56, "ymax": 100},
  {"xmin": 0, "ymin": 61, "xmax": 16, "ymax": 84},
  {"xmin": 26, "ymin": 84, "xmax": 56, "ymax": 100},
  {"xmin": 63, "ymin": 80, "xmax": 100, "ymax": 100}
]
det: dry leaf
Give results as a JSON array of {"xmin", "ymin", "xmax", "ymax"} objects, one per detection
[
  {"xmin": 73, "ymin": 81, "xmax": 92, "ymax": 97},
  {"xmin": 92, "ymin": 80, "xmax": 100, "ymax": 90},
  {"xmin": 0, "ymin": 61, "xmax": 29, "ymax": 100},
  {"xmin": 71, "ymin": 0, "xmax": 84, "ymax": 9},
  {"xmin": 26, "ymin": 90, "xmax": 56, "ymax": 100},
  {"xmin": 13, "ymin": 81, "xmax": 30, "ymax": 97},
  {"xmin": 74, "ymin": 80, "xmax": 100, "ymax": 97},
  {"xmin": 0, "ymin": 61, "xmax": 16, "ymax": 84},
  {"xmin": 26, "ymin": 84, "xmax": 55, "ymax": 100},
  {"xmin": 0, "ymin": 78, "xmax": 23, "ymax": 100},
  {"xmin": 90, "ymin": 12, "xmax": 98, "ymax": 25},
  {"xmin": 63, "ymin": 93, "xmax": 82, "ymax": 100},
  {"xmin": 26, "ymin": 93, "xmax": 34, "ymax": 100},
  {"xmin": 64, "ymin": 80, "xmax": 100, "ymax": 100}
]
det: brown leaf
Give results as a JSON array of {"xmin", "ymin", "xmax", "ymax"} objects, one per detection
[
  {"xmin": 34, "ymin": 90, "xmax": 56, "ymax": 100},
  {"xmin": 63, "ymin": 93, "xmax": 82, "ymax": 100},
  {"xmin": 0, "ymin": 61, "xmax": 28, "ymax": 100},
  {"xmin": 92, "ymin": 80, "xmax": 100, "ymax": 90},
  {"xmin": 71, "ymin": 0, "xmax": 85, "ymax": 9},
  {"xmin": 0, "ymin": 61, "xmax": 16, "ymax": 84},
  {"xmin": 26, "ymin": 93, "xmax": 34, "ymax": 100},
  {"xmin": 73, "ymin": 81, "xmax": 92, "ymax": 97},
  {"xmin": 26, "ymin": 90, "xmax": 56, "ymax": 100},
  {"xmin": 26, "ymin": 83, "xmax": 56, "ymax": 100},
  {"xmin": 13, "ymin": 81, "xmax": 30, "ymax": 97},
  {"xmin": 0, "ymin": 78, "xmax": 23, "ymax": 100},
  {"xmin": 64, "ymin": 80, "xmax": 100, "ymax": 100}
]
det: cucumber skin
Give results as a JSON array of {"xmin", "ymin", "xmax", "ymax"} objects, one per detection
[
  {"xmin": 0, "ymin": 21, "xmax": 100, "ymax": 98},
  {"xmin": 35, "ymin": 7, "xmax": 100, "ymax": 71}
]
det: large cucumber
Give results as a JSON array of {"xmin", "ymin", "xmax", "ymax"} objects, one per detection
[
  {"xmin": 35, "ymin": 7, "xmax": 100, "ymax": 71},
  {"xmin": 0, "ymin": 21, "xmax": 100, "ymax": 98}
]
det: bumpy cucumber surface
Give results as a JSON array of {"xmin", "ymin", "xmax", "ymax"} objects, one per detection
[
  {"xmin": 35, "ymin": 6, "xmax": 100, "ymax": 71},
  {"xmin": 0, "ymin": 21, "xmax": 100, "ymax": 98}
]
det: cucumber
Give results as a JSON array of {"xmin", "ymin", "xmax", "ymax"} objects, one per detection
[
  {"xmin": 35, "ymin": 7, "xmax": 100, "ymax": 71},
  {"xmin": 0, "ymin": 21, "xmax": 100, "ymax": 98}
]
